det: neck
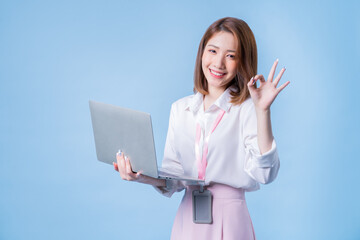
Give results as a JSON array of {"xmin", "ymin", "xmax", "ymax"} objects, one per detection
[
  {"xmin": 203, "ymin": 86, "xmax": 226, "ymax": 111},
  {"xmin": 207, "ymin": 85, "xmax": 225, "ymax": 101}
]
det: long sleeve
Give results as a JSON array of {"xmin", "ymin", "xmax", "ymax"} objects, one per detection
[
  {"xmin": 242, "ymin": 102, "xmax": 280, "ymax": 185},
  {"xmin": 153, "ymin": 104, "xmax": 186, "ymax": 197}
]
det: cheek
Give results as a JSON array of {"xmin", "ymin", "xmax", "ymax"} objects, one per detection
[
  {"xmin": 201, "ymin": 54, "xmax": 209, "ymax": 67},
  {"xmin": 225, "ymin": 61, "xmax": 238, "ymax": 80},
  {"xmin": 201, "ymin": 56, "xmax": 210, "ymax": 73},
  {"xmin": 227, "ymin": 61, "xmax": 237, "ymax": 72}
]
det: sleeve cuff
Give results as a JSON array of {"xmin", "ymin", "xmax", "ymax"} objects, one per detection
[
  {"xmin": 153, "ymin": 179, "xmax": 185, "ymax": 198},
  {"xmin": 249, "ymin": 139, "xmax": 279, "ymax": 168}
]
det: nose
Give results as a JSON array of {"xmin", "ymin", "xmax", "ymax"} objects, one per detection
[{"xmin": 213, "ymin": 54, "xmax": 225, "ymax": 69}]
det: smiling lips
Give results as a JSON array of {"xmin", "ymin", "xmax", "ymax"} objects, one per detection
[{"xmin": 209, "ymin": 69, "xmax": 226, "ymax": 78}]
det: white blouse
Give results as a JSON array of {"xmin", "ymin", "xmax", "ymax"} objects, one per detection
[{"xmin": 155, "ymin": 87, "xmax": 280, "ymax": 197}]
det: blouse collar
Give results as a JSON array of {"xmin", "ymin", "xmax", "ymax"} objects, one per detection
[{"xmin": 185, "ymin": 87, "xmax": 233, "ymax": 113}]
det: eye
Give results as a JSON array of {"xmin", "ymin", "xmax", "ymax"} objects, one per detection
[
  {"xmin": 227, "ymin": 54, "xmax": 236, "ymax": 59},
  {"xmin": 208, "ymin": 49, "xmax": 216, "ymax": 54}
]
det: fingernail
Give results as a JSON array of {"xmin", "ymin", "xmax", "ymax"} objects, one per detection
[
  {"xmin": 276, "ymin": 58, "xmax": 279, "ymax": 62},
  {"xmin": 251, "ymin": 77, "xmax": 256, "ymax": 85},
  {"xmin": 125, "ymin": 156, "xmax": 128, "ymax": 161},
  {"xmin": 117, "ymin": 149, "xmax": 122, "ymax": 155},
  {"xmin": 283, "ymin": 66, "xmax": 286, "ymax": 70}
]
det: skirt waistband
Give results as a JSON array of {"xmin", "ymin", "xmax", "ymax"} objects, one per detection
[{"xmin": 186, "ymin": 183, "xmax": 245, "ymax": 200}]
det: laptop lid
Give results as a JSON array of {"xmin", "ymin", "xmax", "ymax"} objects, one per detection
[{"xmin": 89, "ymin": 100, "xmax": 159, "ymax": 178}]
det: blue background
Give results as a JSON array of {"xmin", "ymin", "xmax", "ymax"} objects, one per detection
[{"xmin": 1, "ymin": 0, "xmax": 359, "ymax": 239}]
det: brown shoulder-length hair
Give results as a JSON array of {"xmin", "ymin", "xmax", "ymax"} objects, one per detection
[{"xmin": 194, "ymin": 17, "xmax": 257, "ymax": 105}]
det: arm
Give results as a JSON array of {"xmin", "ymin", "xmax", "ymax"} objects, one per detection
[
  {"xmin": 256, "ymin": 109, "xmax": 273, "ymax": 154},
  {"xmin": 242, "ymin": 103, "xmax": 279, "ymax": 184},
  {"xmin": 247, "ymin": 59, "xmax": 290, "ymax": 154},
  {"xmin": 242, "ymin": 59, "xmax": 290, "ymax": 184}
]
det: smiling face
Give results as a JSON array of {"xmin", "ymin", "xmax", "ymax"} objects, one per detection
[{"xmin": 201, "ymin": 31, "xmax": 238, "ymax": 93}]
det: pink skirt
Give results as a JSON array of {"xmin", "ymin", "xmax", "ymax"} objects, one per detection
[{"xmin": 171, "ymin": 184, "xmax": 256, "ymax": 240}]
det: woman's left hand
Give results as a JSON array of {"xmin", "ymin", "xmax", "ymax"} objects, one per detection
[{"xmin": 247, "ymin": 59, "xmax": 290, "ymax": 111}]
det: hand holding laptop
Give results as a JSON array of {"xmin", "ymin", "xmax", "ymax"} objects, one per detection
[
  {"xmin": 89, "ymin": 100, "xmax": 204, "ymax": 187},
  {"xmin": 113, "ymin": 150, "xmax": 166, "ymax": 187}
]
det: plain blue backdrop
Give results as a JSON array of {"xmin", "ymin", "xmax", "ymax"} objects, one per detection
[{"xmin": 1, "ymin": 0, "xmax": 359, "ymax": 239}]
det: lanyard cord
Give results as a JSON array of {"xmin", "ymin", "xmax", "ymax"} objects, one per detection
[{"xmin": 195, "ymin": 109, "xmax": 226, "ymax": 180}]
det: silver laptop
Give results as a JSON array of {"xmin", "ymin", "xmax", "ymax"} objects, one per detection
[{"xmin": 89, "ymin": 100, "xmax": 204, "ymax": 184}]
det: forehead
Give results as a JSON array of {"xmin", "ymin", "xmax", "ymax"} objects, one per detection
[{"xmin": 206, "ymin": 31, "xmax": 237, "ymax": 50}]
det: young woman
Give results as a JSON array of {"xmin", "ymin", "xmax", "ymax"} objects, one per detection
[{"xmin": 113, "ymin": 17, "xmax": 289, "ymax": 240}]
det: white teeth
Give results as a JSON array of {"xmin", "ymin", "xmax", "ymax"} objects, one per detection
[{"xmin": 210, "ymin": 69, "xmax": 225, "ymax": 76}]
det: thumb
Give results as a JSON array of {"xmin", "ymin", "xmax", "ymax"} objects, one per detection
[{"xmin": 136, "ymin": 171, "xmax": 143, "ymax": 178}]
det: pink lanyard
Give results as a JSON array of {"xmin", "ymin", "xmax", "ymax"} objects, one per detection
[{"xmin": 195, "ymin": 109, "xmax": 226, "ymax": 180}]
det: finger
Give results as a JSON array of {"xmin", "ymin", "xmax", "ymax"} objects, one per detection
[
  {"xmin": 247, "ymin": 76, "xmax": 256, "ymax": 90},
  {"xmin": 116, "ymin": 151, "xmax": 126, "ymax": 178},
  {"xmin": 273, "ymin": 67, "xmax": 286, "ymax": 87},
  {"xmin": 253, "ymin": 74, "xmax": 266, "ymax": 88},
  {"xmin": 118, "ymin": 152, "xmax": 125, "ymax": 169},
  {"xmin": 267, "ymin": 59, "xmax": 279, "ymax": 82},
  {"xmin": 125, "ymin": 157, "xmax": 138, "ymax": 180},
  {"xmin": 113, "ymin": 162, "xmax": 119, "ymax": 172},
  {"xmin": 116, "ymin": 149, "xmax": 122, "ymax": 162},
  {"xmin": 254, "ymin": 74, "xmax": 265, "ymax": 82},
  {"xmin": 276, "ymin": 81, "xmax": 290, "ymax": 94}
]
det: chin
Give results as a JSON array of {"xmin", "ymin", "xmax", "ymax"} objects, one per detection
[{"xmin": 208, "ymin": 82, "xmax": 226, "ymax": 91}]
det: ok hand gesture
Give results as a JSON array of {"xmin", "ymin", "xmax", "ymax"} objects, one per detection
[{"xmin": 247, "ymin": 59, "xmax": 290, "ymax": 111}]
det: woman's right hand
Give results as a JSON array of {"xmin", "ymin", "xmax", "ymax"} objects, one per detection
[{"xmin": 113, "ymin": 150, "xmax": 166, "ymax": 187}]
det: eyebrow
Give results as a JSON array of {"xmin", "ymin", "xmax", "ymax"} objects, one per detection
[{"xmin": 207, "ymin": 44, "xmax": 236, "ymax": 53}]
